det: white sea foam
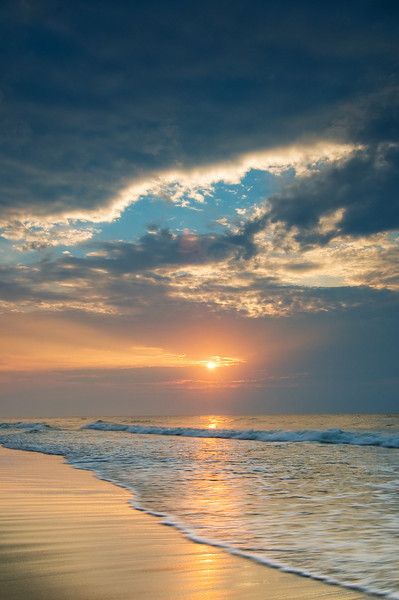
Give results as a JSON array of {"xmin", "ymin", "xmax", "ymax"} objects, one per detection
[
  {"xmin": 121, "ymin": 498, "xmax": 397, "ymax": 599},
  {"xmin": 1, "ymin": 415, "xmax": 398, "ymax": 598},
  {"xmin": 42, "ymin": 458, "xmax": 388, "ymax": 600},
  {"xmin": 84, "ymin": 420, "xmax": 399, "ymax": 448}
]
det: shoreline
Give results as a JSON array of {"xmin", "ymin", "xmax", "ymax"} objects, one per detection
[{"xmin": 0, "ymin": 445, "xmax": 371, "ymax": 600}]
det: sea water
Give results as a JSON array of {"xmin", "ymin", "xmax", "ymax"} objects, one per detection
[{"xmin": 0, "ymin": 415, "xmax": 398, "ymax": 598}]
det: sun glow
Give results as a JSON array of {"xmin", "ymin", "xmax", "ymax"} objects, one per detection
[{"xmin": 200, "ymin": 355, "xmax": 243, "ymax": 370}]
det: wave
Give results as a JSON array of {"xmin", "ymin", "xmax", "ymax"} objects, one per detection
[
  {"xmin": 0, "ymin": 421, "xmax": 53, "ymax": 433},
  {"xmin": 1, "ymin": 423, "xmax": 398, "ymax": 598},
  {"xmin": 84, "ymin": 421, "xmax": 399, "ymax": 448},
  {"xmin": 3, "ymin": 440, "xmax": 393, "ymax": 599},
  {"xmin": 125, "ymin": 504, "xmax": 399, "ymax": 600}
]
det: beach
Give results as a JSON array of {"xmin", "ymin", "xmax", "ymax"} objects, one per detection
[{"xmin": 0, "ymin": 445, "xmax": 370, "ymax": 600}]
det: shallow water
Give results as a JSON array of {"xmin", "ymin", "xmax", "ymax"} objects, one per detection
[{"xmin": 1, "ymin": 415, "xmax": 398, "ymax": 598}]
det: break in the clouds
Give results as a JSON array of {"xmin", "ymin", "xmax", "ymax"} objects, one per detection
[
  {"xmin": 0, "ymin": 0, "xmax": 398, "ymax": 414},
  {"xmin": 0, "ymin": 0, "xmax": 398, "ymax": 225}
]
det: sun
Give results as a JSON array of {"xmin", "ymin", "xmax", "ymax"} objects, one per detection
[{"xmin": 206, "ymin": 360, "xmax": 217, "ymax": 370}]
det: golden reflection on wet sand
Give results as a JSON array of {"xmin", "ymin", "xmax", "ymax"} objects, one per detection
[{"xmin": 0, "ymin": 446, "xmax": 369, "ymax": 600}]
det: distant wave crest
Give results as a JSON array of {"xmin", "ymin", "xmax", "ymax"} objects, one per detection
[
  {"xmin": 0, "ymin": 422, "xmax": 53, "ymax": 433},
  {"xmin": 84, "ymin": 421, "xmax": 399, "ymax": 448}
]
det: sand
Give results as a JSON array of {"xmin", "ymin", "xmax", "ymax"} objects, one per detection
[{"xmin": 0, "ymin": 445, "xmax": 370, "ymax": 600}]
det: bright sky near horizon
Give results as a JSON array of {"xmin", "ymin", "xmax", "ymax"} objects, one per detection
[{"xmin": 0, "ymin": 1, "xmax": 398, "ymax": 415}]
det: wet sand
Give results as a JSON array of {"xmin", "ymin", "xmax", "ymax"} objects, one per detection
[{"xmin": 0, "ymin": 446, "xmax": 370, "ymax": 600}]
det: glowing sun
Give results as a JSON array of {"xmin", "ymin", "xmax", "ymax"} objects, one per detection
[{"xmin": 206, "ymin": 360, "xmax": 217, "ymax": 370}]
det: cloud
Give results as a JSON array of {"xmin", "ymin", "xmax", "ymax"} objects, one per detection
[
  {"xmin": 1, "ymin": 221, "xmax": 98, "ymax": 250},
  {"xmin": 0, "ymin": 220, "xmax": 397, "ymax": 320},
  {"xmin": 103, "ymin": 141, "xmax": 356, "ymax": 221},
  {"xmin": 0, "ymin": 1, "xmax": 397, "ymax": 322},
  {"xmin": 0, "ymin": 1, "xmax": 398, "ymax": 415},
  {"xmin": 0, "ymin": 140, "xmax": 357, "ymax": 231},
  {"xmin": 0, "ymin": 1, "xmax": 398, "ymax": 228},
  {"xmin": 167, "ymin": 269, "xmax": 399, "ymax": 318},
  {"xmin": 267, "ymin": 144, "xmax": 399, "ymax": 243},
  {"xmin": 38, "ymin": 225, "xmax": 257, "ymax": 278}
]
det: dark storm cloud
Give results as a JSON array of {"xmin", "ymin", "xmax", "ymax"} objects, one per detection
[
  {"xmin": 0, "ymin": 0, "xmax": 398, "ymax": 222},
  {"xmin": 35, "ymin": 226, "xmax": 256, "ymax": 279},
  {"xmin": 267, "ymin": 143, "xmax": 399, "ymax": 243},
  {"xmin": 241, "ymin": 84, "xmax": 399, "ymax": 244}
]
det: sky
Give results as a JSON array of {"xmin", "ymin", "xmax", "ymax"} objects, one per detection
[{"xmin": 0, "ymin": 0, "xmax": 398, "ymax": 416}]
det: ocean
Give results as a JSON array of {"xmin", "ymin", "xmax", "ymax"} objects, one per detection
[{"xmin": 0, "ymin": 414, "xmax": 398, "ymax": 598}]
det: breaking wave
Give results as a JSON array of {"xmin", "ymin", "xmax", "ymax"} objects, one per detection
[
  {"xmin": 0, "ymin": 421, "xmax": 54, "ymax": 433},
  {"xmin": 84, "ymin": 421, "xmax": 399, "ymax": 448}
]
